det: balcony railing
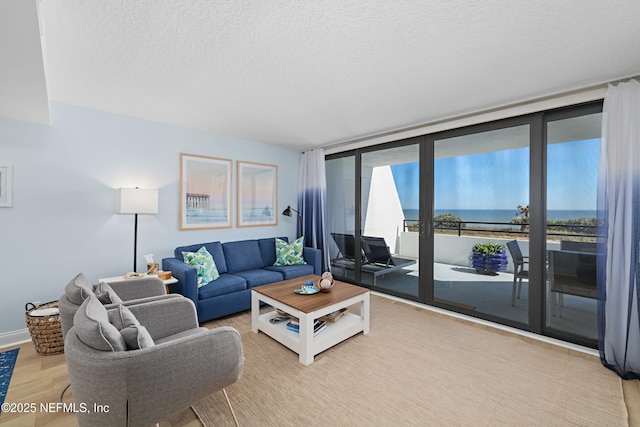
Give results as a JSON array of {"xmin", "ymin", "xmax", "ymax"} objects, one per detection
[{"xmin": 403, "ymin": 219, "xmax": 598, "ymax": 239}]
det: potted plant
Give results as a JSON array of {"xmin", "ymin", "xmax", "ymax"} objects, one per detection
[{"xmin": 470, "ymin": 242, "xmax": 508, "ymax": 274}]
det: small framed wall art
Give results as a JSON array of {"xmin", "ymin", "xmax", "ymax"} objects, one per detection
[
  {"xmin": 0, "ymin": 163, "xmax": 13, "ymax": 207},
  {"xmin": 237, "ymin": 161, "xmax": 278, "ymax": 227},
  {"xmin": 180, "ymin": 153, "xmax": 232, "ymax": 230}
]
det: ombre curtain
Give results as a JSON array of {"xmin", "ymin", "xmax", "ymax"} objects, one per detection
[
  {"xmin": 597, "ymin": 79, "xmax": 640, "ymax": 379},
  {"xmin": 298, "ymin": 149, "xmax": 330, "ymax": 271}
]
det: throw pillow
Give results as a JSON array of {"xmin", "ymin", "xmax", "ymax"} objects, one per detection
[
  {"xmin": 274, "ymin": 236, "xmax": 307, "ymax": 266},
  {"xmin": 93, "ymin": 282, "xmax": 123, "ymax": 305},
  {"xmin": 108, "ymin": 304, "xmax": 155, "ymax": 350},
  {"xmin": 182, "ymin": 246, "xmax": 220, "ymax": 287},
  {"xmin": 109, "ymin": 304, "xmax": 139, "ymax": 330},
  {"xmin": 64, "ymin": 273, "xmax": 95, "ymax": 305},
  {"xmin": 73, "ymin": 294, "xmax": 126, "ymax": 352},
  {"xmin": 120, "ymin": 325, "xmax": 155, "ymax": 350}
]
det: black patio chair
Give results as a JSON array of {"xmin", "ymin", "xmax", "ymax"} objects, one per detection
[{"xmin": 506, "ymin": 240, "xmax": 529, "ymax": 306}]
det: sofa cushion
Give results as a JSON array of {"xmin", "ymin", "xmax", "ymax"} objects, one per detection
[
  {"xmin": 258, "ymin": 237, "xmax": 287, "ymax": 267},
  {"xmin": 182, "ymin": 246, "xmax": 220, "ymax": 287},
  {"xmin": 232, "ymin": 269, "xmax": 283, "ymax": 288},
  {"xmin": 265, "ymin": 264, "xmax": 315, "ymax": 280},
  {"xmin": 73, "ymin": 294, "xmax": 126, "ymax": 352},
  {"xmin": 175, "ymin": 242, "xmax": 227, "ymax": 274},
  {"xmin": 65, "ymin": 273, "xmax": 95, "ymax": 305},
  {"xmin": 223, "ymin": 240, "xmax": 264, "ymax": 273},
  {"xmin": 94, "ymin": 282, "xmax": 123, "ymax": 305},
  {"xmin": 198, "ymin": 274, "xmax": 247, "ymax": 299},
  {"xmin": 274, "ymin": 237, "xmax": 307, "ymax": 266}
]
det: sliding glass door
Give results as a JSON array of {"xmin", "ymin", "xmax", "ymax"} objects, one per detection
[
  {"xmin": 432, "ymin": 123, "xmax": 530, "ymax": 325},
  {"xmin": 360, "ymin": 142, "xmax": 421, "ymax": 299},
  {"xmin": 544, "ymin": 107, "xmax": 602, "ymax": 345},
  {"xmin": 326, "ymin": 154, "xmax": 356, "ymax": 283},
  {"xmin": 325, "ymin": 101, "xmax": 602, "ymax": 348}
]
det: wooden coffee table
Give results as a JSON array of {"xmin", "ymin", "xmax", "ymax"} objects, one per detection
[{"xmin": 251, "ymin": 274, "xmax": 370, "ymax": 365}]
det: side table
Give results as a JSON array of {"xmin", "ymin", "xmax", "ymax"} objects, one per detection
[{"xmin": 99, "ymin": 274, "xmax": 178, "ymax": 294}]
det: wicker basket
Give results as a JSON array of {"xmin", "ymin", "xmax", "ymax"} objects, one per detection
[{"xmin": 25, "ymin": 300, "xmax": 64, "ymax": 356}]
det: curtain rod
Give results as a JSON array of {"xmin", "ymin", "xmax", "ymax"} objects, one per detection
[{"xmin": 322, "ymin": 73, "xmax": 640, "ymax": 151}]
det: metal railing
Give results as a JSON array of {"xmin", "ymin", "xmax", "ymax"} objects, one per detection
[{"xmin": 403, "ymin": 219, "xmax": 598, "ymax": 238}]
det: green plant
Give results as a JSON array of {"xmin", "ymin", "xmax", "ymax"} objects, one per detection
[
  {"xmin": 472, "ymin": 242, "xmax": 504, "ymax": 255},
  {"xmin": 434, "ymin": 213, "xmax": 463, "ymax": 229}
]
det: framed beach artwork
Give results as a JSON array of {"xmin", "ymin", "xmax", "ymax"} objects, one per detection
[
  {"xmin": 237, "ymin": 161, "xmax": 278, "ymax": 227},
  {"xmin": 0, "ymin": 163, "xmax": 13, "ymax": 207},
  {"xmin": 180, "ymin": 153, "xmax": 232, "ymax": 230}
]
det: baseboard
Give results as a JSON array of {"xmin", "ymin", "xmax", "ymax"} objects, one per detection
[{"xmin": 0, "ymin": 329, "xmax": 32, "ymax": 350}]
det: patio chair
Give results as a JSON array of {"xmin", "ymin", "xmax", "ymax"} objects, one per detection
[
  {"xmin": 361, "ymin": 236, "xmax": 415, "ymax": 268},
  {"xmin": 506, "ymin": 240, "xmax": 529, "ymax": 306},
  {"xmin": 331, "ymin": 232, "xmax": 359, "ymax": 261},
  {"xmin": 548, "ymin": 249, "xmax": 597, "ymax": 317}
]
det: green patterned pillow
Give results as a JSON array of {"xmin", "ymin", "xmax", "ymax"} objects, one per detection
[
  {"xmin": 182, "ymin": 246, "xmax": 220, "ymax": 287},
  {"xmin": 274, "ymin": 237, "xmax": 307, "ymax": 266}
]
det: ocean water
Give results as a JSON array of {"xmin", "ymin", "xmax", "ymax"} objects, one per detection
[{"xmin": 403, "ymin": 209, "xmax": 596, "ymax": 222}]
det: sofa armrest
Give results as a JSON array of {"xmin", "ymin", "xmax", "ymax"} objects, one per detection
[
  {"xmin": 162, "ymin": 258, "xmax": 199, "ymax": 306},
  {"xmin": 105, "ymin": 277, "xmax": 166, "ymax": 300},
  {"xmin": 303, "ymin": 247, "xmax": 322, "ymax": 275},
  {"xmin": 120, "ymin": 297, "xmax": 199, "ymax": 340}
]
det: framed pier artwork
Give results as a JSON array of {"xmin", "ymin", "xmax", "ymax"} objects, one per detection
[{"xmin": 180, "ymin": 153, "xmax": 232, "ymax": 230}]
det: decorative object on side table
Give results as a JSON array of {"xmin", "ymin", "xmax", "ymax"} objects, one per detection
[
  {"xmin": 158, "ymin": 271, "xmax": 172, "ymax": 280},
  {"xmin": 318, "ymin": 271, "xmax": 335, "ymax": 292},
  {"xmin": 470, "ymin": 242, "xmax": 508, "ymax": 274}
]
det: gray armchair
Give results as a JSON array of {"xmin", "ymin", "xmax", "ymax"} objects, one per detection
[
  {"xmin": 64, "ymin": 293, "xmax": 244, "ymax": 427},
  {"xmin": 59, "ymin": 272, "xmax": 176, "ymax": 337}
]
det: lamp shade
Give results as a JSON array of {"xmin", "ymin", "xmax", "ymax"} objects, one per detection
[{"xmin": 116, "ymin": 188, "xmax": 158, "ymax": 214}]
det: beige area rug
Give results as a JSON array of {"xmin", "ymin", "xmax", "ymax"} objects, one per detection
[{"xmin": 192, "ymin": 295, "xmax": 627, "ymax": 426}]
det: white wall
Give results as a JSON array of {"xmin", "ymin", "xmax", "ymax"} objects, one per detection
[{"xmin": 0, "ymin": 103, "xmax": 301, "ymax": 337}]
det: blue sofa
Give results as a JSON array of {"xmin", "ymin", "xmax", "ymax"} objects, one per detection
[{"xmin": 162, "ymin": 237, "xmax": 322, "ymax": 323}]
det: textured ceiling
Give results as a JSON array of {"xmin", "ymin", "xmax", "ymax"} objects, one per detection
[{"xmin": 3, "ymin": 1, "xmax": 640, "ymax": 151}]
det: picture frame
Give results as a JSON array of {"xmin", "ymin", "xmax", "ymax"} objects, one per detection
[
  {"xmin": 180, "ymin": 153, "xmax": 232, "ymax": 230},
  {"xmin": 237, "ymin": 161, "xmax": 278, "ymax": 227},
  {"xmin": 0, "ymin": 163, "xmax": 13, "ymax": 207}
]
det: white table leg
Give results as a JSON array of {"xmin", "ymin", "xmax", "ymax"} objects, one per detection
[
  {"xmin": 362, "ymin": 292, "xmax": 370, "ymax": 335},
  {"xmin": 251, "ymin": 291, "xmax": 259, "ymax": 333},
  {"xmin": 299, "ymin": 313, "xmax": 314, "ymax": 366}
]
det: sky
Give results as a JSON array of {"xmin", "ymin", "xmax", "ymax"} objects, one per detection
[{"xmin": 391, "ymin": 138, "xmax": 600, "ymax": 211}]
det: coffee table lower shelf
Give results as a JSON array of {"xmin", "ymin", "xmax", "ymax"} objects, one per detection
[{"xmin": 251, "ymin": 291, "xmax": 370, "ymax": 365}]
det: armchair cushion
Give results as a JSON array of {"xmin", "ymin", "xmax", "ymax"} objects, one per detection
[
  {"xmin": 108, "ymin": 304, "xmax": 156, "ymax": 350},
  {"xmin": 274, "ymin": 236, "xmax": 306, "ymax": 266},
  {"xmin": 64, "ymin": 273, "xmax": 95, "ymax": 305},
  {"xmin": 120, "ymin": 325, "xmax": 155, "ymax": 350},
  {"xmin": 109, "ymin": 304, "xmax": 139, "ymax": 330},
  {"xmin": 182, "ymin": 246, "xmax": 220, "ymax": 287},
  {"xmin": 94, "ymin": 282, "xmax": 123, "ymax": 304},
  {"xmin": 73, "ymin": 294, "xmax": 126, "ymax": 352}
]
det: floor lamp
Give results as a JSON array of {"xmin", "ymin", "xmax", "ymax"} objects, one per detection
[
  {"xmin": 282, "ymin": 205, "xmax": 302, "ymax": 237},
  {"xmin": 117, "ymin": 188, "xmax": 158, "ymax": 272}
]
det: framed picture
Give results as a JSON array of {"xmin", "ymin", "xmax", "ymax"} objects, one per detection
[
  {"xmin": 237, "ymin": 161, "xmax": 278, "ymax": 227},
  {"xmin": 0, "ymin": 163, "xmax": 13, "ymax": 207},
  {"xmin": 180, "ymin": 153, "xmax": 232, "ymax": 230}
]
